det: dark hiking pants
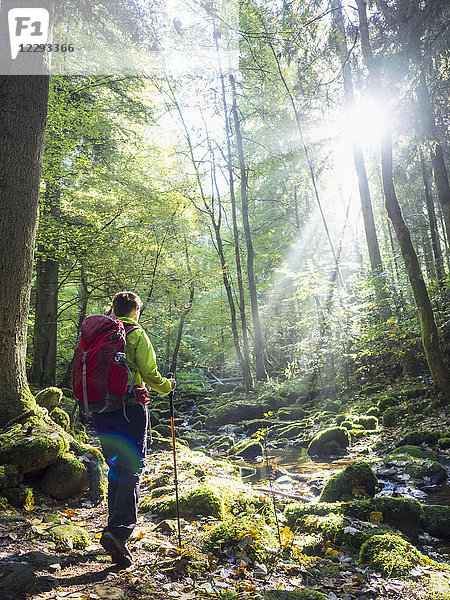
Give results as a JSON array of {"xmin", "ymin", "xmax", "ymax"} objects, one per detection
[{"xmin": 92, "ymin": 403, "xmax": 148, "ymax": 541}]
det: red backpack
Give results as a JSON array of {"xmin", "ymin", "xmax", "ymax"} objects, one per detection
[{"xmin": 72, "ymin": 315, "xmax": 138, "ymax": 417}]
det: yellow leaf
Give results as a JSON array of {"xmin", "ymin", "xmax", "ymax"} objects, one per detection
[
  {"xmin": 24, "ymin": 491, "xmax": 34, "ymax": 512},
  {"xmin": 325, "ymin": 547, "xmax": 339, "ymax": 557},
  {"xmin": 369, "ymin": 511, "xmax": 383, "ymax": 523}
]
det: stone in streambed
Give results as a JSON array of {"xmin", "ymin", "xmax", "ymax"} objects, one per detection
[
  {"xmin": 307, "ymin": 426, "xmax": 349, "ymax": 456},
  {"xmin": 319, "ymin": 461, "xmax": 377, "ymax": 502},
  {"xmin": 421, "ymin": 505, "xmax": 450, "ymax": 539}
]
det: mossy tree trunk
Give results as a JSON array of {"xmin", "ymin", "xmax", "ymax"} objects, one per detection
[
  {"xmin": 31, "ymin": 181, "xmax": 61, "ymax": 387},
  {"xmin": 356, "ymin": 0, "xmax": 450, "ymax": 396},
  {"xmin": 0, "ymin": 75, "xmax": 50, "ymax": 427}
]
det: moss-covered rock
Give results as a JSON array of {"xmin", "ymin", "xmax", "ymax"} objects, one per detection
[
  {"xmin": 205, "ymin": 401, "xmax": 266, "ymax": 428},
  {"xmin": 277, "ymin": 407, "xmax": 307, "ymax": 421},
  {"xmin": 203, "ymin": 515, "xmax": 278, "ymax": 565},
  {"xmin": 392, "ymin": 445, "xmax": 443, "ymax": 463},
  {"xmin": 49, "ymin": 406, "xmax": 70, "ymax": 430},
  {"xmin": 319, "ymin": 461, "xmax": 377, "ymax": 502},
  {"xmin": 366, "ymin": 407, "xmax": 380, "ymax": 418},
  {"xmin": 378, "ymin": 395, "xmax": 400, "ymax": 412},
  {"xmin": 231, "ymin": 439, "xmax": 264, "ymax": 459},
  {"xmin": 438, "ymin": 437, "xmax": 450, "ymax": 450},
  {"xmin": 208, "ymin": 435, "xmax": 235, "ymax": 451},
  {"xmin": 276, "ymin": 423, "xmax": 307, "ymax": 440},
  {"xmin": 286, "ymin": 497, "xmax": 422, "ymax": 541},
  {"xmin": 382, "ymin": 406, "xmax": 402, "ymax": 427},
  {"xmin": 384, "ymin": 452, "xmax": 447, "ymax": 486},
  {"xmin": 35, "ymin": 387, "xmax": 63, "ymax": 412},
  {"xmin": 307, "ymin": 427, "xmax": 349, "ymax": 456},
  {"xmin": 48, "ymin": 523, "xmax": 90, "ymax": 549},
  {"xmin": 421, "ymin": 505, "xmax": 450, "ymax": 539},
  {"xmin": 398, "ymin": 429, "xmax": 442, "ymax": 447},
  {"xmin": 39, "ymin": 452, "xmax": 89, "ymax": 500},
  {"xmin": 0, "ymin": 464, "xmax": 22, "ymax": 489},
  {"xmin": 0, "ymin": 415, "xmax": 69, "ymax": 473},
  {"xmin": 355, "ymin": 416, "xmax": 378, "ymax": 430},
  {"xmin": 359, "ymin": 533, "xmax": 433, "ymax": 576},
  {"xmin": 141, "ymin": 485, "xmax": 225, "ymax": 520}
]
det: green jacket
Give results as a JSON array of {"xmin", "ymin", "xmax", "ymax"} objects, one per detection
[{"xmin": 121, "ymin": 317, "xmax": 171, "ymax": 395}]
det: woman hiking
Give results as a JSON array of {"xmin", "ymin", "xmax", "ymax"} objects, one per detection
[{"xmin": 93, "ymin": 291, "xmax": 176, "ymax": 568}]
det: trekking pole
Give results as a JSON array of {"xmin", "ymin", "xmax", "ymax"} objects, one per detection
[{"xmin": 167, "ymin": 372, "xmax": 182, "ymax": 549}]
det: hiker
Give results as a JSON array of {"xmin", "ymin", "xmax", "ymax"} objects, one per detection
[{"xmin": 93, "ymin": 291, "xmax": 176, "ymax": 568}]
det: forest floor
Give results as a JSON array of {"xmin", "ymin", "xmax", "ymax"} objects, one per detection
[{"xmin": 0, "ymin": 416, "xmax": 449, "ymax": 600}]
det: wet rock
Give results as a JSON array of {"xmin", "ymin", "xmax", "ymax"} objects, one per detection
[
  {"xmin": 307, "ymin": 427, "xmax": 349, "ymax": 456},
  {"xmin": 35, "ymin": 387, "xmax": 63, "ymax": 411},
  {"xmin": 39, "ymin": 452, "xmax": 89, "ymax": 500},
  {"xmin": 320, "ymin": 461, "xmax": 378, "ymax": 502},
  {"xmin": 383, "ymin": 451, "xmax": 447, "ymax": 487}
]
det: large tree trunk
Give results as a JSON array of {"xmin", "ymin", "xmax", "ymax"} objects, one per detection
[
  {"xmin": 218, "ymin": 62, "xmax": 253, "ymax": 392},
  {"xmin": 416, "ymin": 71, "xmax": 450, "ymax": 245},
  {"xmin": 420, "ymin": 149, "xmax": 446, "ymax": 291},
  {"xmin": 356, "ymin": 0, "xmax": 450, "ymax": 395},
  {"xmin": 230, "ymin": 75, "xmax": 265, "ymax": 381},
  {"xmin": 0, "ymin": 75, "xmax": 50, "ymax": 427},
  {"xmin": 30, "ymin": 183, "xmax": 61, "ymax": 386},
  {"xmin": 334, "ymin": 2, "xmax": 384, "ymax": 275}
]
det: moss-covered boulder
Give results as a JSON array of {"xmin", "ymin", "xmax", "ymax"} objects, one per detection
[
  {"xmin": 438, "ymin": 437, "xmax": 450, "ymax": 450},
  {"xmin": 208, "ymin": 435, "xmax": 235, "ymax": 451},
  {"xmin": 49, "ymin": 406, "xmax": 70, "ymax": 430},
  {"xmin": 398, "ymin": 429, "xmax": 442, "ymax": 447},
  {"xmin": 35, "ymin": 387, "xmax": 63, "ymax": 412},
  {"xmin": 421, "ymin": 505, "xmax": 450, "ymax": 539},
  {"xmin": 392, "ymin": 445, "xmax": 443, "ymax": 463},
  {"xmin": 359, "ymin": 532, "xmax": 434, "ymax": 576},
  {"xmin": 382, "ymin": 407, "xmax": 401, "ymax": 427},
  {"xmin": 203, "ymin": 515, "xmax": 278, "ymax": 565},
  {"xmin": 0, "ymin": 414, "xmax": 69, "ymax": 473},
  {"xmin": 355, "ymin": 416, "xmax": 378, "ymax": 430},
  {"xmin": 378, "ymin": 395, "xmax": 400, "ymax": 412},
  {"xmin": 385, "ymin": 451, "xmax": 447, "ymax": 486},
  {"xmin": 366, "ymin": 407, "xmax": 380, "ymax": 418},
  {"xmin": 205, "ymin": 401, "xmax": 266, "ymax": 428},
  {"xmin": 141, "ymin": 485, "xmax": 225, "ymax": 520},
  {"xmin": 39, "ymin": 453, "xmax": 89, "ymax": 500},
  {"xmin": 0, "ymin": 464, "xmax": 22, "ymax": 489},
  {"xmin": 286, "ymin": 497, "xmax": 422, "ymax": 541},
  {"xmin": 319, "ymin": 461, "xmax": 377, "ymax": 502},
  {"xmin": 48, "ymin": 523, "xmax": 90, "ymax": 549},
  {"xmin": 277, "ymin": 407, "xmax": 307, "ymax": 421},
  {"xmin": 232, "ymin": 439, "xmax": 264, "ymax": 459},
  {"xmin": 243, "ymin": 419, "xmax": 274, "ymax": 435},
  {"xmin": 307, "ymin": 427, "xmax": 349, "ymax": 456}
]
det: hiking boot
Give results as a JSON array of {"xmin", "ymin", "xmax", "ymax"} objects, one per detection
[{"xmin": 100, "ymin": 531, "xmax": 133, "ymax": 568}]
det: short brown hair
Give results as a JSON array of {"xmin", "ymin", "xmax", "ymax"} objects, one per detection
[{"xmin": 112, "ymin": 291, "xmax": 142, "ymax": 317}]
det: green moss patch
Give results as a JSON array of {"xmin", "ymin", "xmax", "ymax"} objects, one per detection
[
  {"xmin": 0, "ymin": 464, "xmax": 22, "ymax": 489},
  {"xmin": 307, "ymin": 427, "xmax": 350, "ymax": 456},
  {"xmin": 359, "ymin": 533, "xmax": 433, "ymax": 576},
  {"xmin": 48, "ymin": 523, "xmax": 90, "ymax": 549},
  {"xmin": 399, "ymin": 430, "xmax": 442, "ymax": 447},
  {"xmin": 39, "ymin": 452, "xmax": 90, "ymax": 500},
  {"xmin": 231, "ymin": 439, "xmax": 263, "ymax": 459},
  {"xmin": 203, "ymin": 515, "xmax": 278, "ymax": 565},
  {"xmin": 382, "ymin": 407, "xmax": 401, "ymax": 427},
  {"xmin": 49, "ymin": 406, "xmax": 70, "ymax": 430},
  {"xmin": 320, "ymin": 461, "xmax": 377, "ymax": 502},
  {"xmin": 355, "ymin": 416, "xmax": 378, "ymax": 430},
  {"xmin": 421, "ymin": 505, "xmax": 450, "ymax": 540},
  {"xmin": 286, "ymin": 497, "xmax": 422, "ymax": 541},
  {"xmin": 0, "ymin": 414, "xmax": 69, "ymax": 474}
]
